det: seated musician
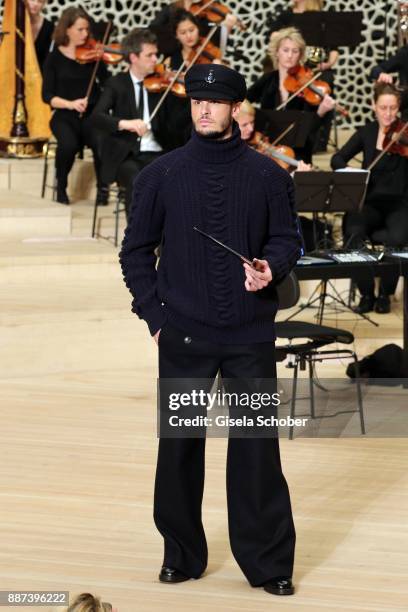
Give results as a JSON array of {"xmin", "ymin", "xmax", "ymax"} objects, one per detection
[
  {"xmin": 369, "ymin": 44, "xmax": 408, "ymax": 118},
  {"xmin": 166, "ymin": 9, "xmax": 222, "ymax": 69},
  {"xmin": 42, "ymin": 7, "xmax": 110, "ymax": 205},
  {"xmin": 27, "ymin": 0, "xmax": 54, "ymax": 72},
  {"xmin": 266, "ymin": 1, "xmax": 339, "ymax": 74},
  {"xmin": 247, "ymin": 27, "xmax": 335, "ymax": 163},
  {"xmin": 151, "ymin": 0, "xmax": 238, "ymax": 57},
  {"xmin": 331, "ymin": 83, "xmax": 408, "ymax": 314},
  {"xmin": 234, "ymin": 99, "xmax": 311, "ymax": 171},
  {"xmin": 92, "ymin": 28, "xmax": 186, "ymax": 220}
]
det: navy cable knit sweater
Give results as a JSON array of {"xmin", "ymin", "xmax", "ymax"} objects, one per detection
[{"xmin": 119, "ymin": 122, "xmax": 303, "ymax": 344}]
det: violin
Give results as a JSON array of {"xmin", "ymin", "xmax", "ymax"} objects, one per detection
[
  {"xmin": 283, "ymin": 64, "xmax": 349, "ymax": 118},
  {"xmin": 190, "ymin": 0, "xmax": 247, "ymax": 31},
  {"xmin": 249, "ymin": 132, "xmax": 298, "ymax": 171},
  {"xmin": 186, "ymin": 36, "xmax": 222, "ymax": 64},
  {"xmin": 144, "ymin": 64, "xmax": 186, "ymax": 97},
  {"xmin": 75, "ymin": 38, "xmax": 123, "ymax": 65},
  {"xmin": 383, "ymin": 118, "xmax": 408, "ymax": 157}
]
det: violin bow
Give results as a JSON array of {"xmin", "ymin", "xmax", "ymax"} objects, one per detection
[
  {"xmin": 367, "ymin": 120, "xmax": 408, "ymax": 171},
  {"xmin": 270, "ymin": 122, "xmax": 295, "ymax": 146},
  {"xmin": 149, "ymin": 26, "xmax": 219, "ymax": 124},
  {"xmin": 81, "ymin": 21, "xmax": 112, "ymax": 112},
  {"xmin": 276, "ymin": 70, "xmax": 323, "ymax": 110}
]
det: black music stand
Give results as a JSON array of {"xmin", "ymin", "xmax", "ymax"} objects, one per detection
[
  {"xmin": 291, "ymin": 11, "xmax": 363, "ymax": 52},
  {"xmin": 291, "ymin": 170, "xmax": 376, "ymax": 324},
  {"xmin": 255, "ymin": 109, "xmax": 317, "ymax": 149}
]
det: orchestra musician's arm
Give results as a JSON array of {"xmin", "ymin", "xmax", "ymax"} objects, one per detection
[
  {"xmin": 318, "ymin": 49, "xmax": 338, "ymax": 72},
  {"xmin": 330, "ymin": 129, "xmax": 364, "ymax": 170},
  {"xmin": 91, "ymin": 77, "xmax": 148, "ymax": 137},
  {"xmin": 370, "ymin": 46, "xmax": 408, "ymax": 82}
]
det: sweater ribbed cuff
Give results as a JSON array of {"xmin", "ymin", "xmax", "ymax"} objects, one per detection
[{"xmin": 134, "ymin": 299, "xmax": 167, "ymax": 336}]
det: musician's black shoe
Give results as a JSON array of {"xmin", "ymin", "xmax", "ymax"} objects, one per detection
[
  {"xmin": 375, "ymin": 294, "xmax": 391, "ymax": 314},
  {"xmin": 56, "ymin": 187, "xmax": 70, "ymax": 205},
  {"xmin": 263, "ymin": 576, "xmax": 294, "ymax": 596},
  {"xmin": 96, "ymin": 186, "xmax": 109, "ymax": 206},
  {"xmin": 159, "ymin": 566, "xmax": 191, "ymax": 584},
  {"xmin": 355, "ymin": 294, "xmax": 375, "ymax": 314}
]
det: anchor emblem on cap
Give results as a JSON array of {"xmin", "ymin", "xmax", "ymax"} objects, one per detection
[{"xmin": 205, "ymin": 69, "xmax": 216, "ymax": 84}]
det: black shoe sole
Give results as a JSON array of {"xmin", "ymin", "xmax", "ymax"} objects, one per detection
[
  {"xmin": 263, "ymin": 584, "xmax": 295, "ymax": 596},
  {"xmin": 159, "ymin": 574, "xmax": 191, "ymax": 584}
]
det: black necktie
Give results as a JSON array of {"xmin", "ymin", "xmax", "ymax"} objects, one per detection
[{"xmin": 136, "ymin": 81, "xmax": 144, "ymax": 119}]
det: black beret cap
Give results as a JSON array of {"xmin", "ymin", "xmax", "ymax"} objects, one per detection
[{"xmin": 185, "ymin": 63, "xmax": 247, "ymax": 102}]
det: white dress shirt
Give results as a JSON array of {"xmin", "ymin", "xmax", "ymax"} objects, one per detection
[{"xmin": 129, "ymin": 72, "xmax": 162, "ymax": 153}]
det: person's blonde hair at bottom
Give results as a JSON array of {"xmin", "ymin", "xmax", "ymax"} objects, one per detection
[{"xmin": 66, "ymin": 593, "xmax": 113, "ymax": 612}]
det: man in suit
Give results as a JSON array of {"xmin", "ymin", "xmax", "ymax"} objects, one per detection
[{"xmin": 92, "ymin": 28, "xmax": 187, "ymax": 218}]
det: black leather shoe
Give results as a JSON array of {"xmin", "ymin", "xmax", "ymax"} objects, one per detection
[
  {"xmin": 159, "ymin": 566, "xmax": 190, "ymax": 584},
  {"xmin": 263, "ymin": 576, "xmax": 294, "ymax": 596},
  {"xmin": 375, "ymin": 294, "xmax": 391, "ymax": 314},
  {"xmin": 56, "ymin": 188, "xmax": 70, "ymax": 205},
  {"xmin": 354, "ymin": 294, "xmax": 375, "ymax": 314}
]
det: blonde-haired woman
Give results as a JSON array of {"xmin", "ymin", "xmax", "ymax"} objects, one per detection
[
  {"xmin": 266, "ymin": 0, "xmax": 338, "ymax": 73},
  {"xmin": 234, "ymin": 99, "xmax": 312, "ymax": 170},
  {"xmin": 247, "ymin": 27, "xmax": 334, "ymax": 162},
  {"xmin": 66, "ymin": 592, "xmax": 116, "ymax": 612}
]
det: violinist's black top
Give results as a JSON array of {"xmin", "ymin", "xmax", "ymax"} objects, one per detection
[
  {"xmin": 169, "ymin": 49, "xmax": 184, "ymax": 71},
  {"xmin": 34, "ymin": 18, "xmax": 54, "ymax": 72},
  {"xmin": 42, "ymin": 48, "xmax": 110, "ymax": 110},
  {"xmin": 247, "ymin": 69, "xmax": 316, "ymax": 112},
  {"xmin": 331, "ymin": 121, "xmax": 408, "ymax": 204}
]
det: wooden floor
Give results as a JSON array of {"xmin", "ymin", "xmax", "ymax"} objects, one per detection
[{"xmin": 1, "ymin": 151, "xmax": 408, "ymax": 611}]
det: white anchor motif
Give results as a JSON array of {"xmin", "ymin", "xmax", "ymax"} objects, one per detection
[{"xmin": 205, "ymin": 69, "xmax": 216, "ymax": 84}]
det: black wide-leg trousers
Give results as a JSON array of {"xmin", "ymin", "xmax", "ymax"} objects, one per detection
[{"xmin": 154, "ymin": 323, "xmax": 296, "ymax": 586}]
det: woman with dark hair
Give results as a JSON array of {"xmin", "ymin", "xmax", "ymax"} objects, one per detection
[
  {"xmin": 42, "ymin": 7, "xmax": 109, "ymax": 204},
  {"xmin": 166, "ymin": 9, "xmax": 201, "ymax": 70},
  {"xmin": 27, "ymin": 0, "xmax": 54, "ymax": 71},
  {"xmin": 331, "ymin": 82, "xmax": 408, "ymax": 314},
  {"xmin": 150, "ymin": 0, "xmax": 238, "ymax": 57}
]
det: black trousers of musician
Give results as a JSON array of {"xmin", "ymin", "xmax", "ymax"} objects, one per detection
[
  {"xmin": 117, "ymin": 151, "xmax": 162, "ymax": 219},
  {"xmin": 344, "ymin": 200, "xmax": 408, "ymax": 296},
  {"xmin": 154, "ymin": 323, "xmax": 296, "ymax": 586},
  {"xmin": 50, "ymin": 110, "xmax": 103, "ymax": 191}
]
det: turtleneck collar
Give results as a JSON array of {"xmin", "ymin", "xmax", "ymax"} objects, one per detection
[{"xmin": 185, "ymin": 120, "xmax": 248, "ymax": 164}]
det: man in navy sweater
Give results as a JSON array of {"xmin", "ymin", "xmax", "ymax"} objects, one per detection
[{"xmin": 120, "ymin": 64, "xmax": 303, "ymax": 596}]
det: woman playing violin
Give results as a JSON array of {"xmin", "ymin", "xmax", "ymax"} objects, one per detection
[
  {"xmin": 247, "ymin": 27, "xmax": 335, "ymax": 162},
  {"xmin": 166, "ymin": 9, "xmax": 222, "ymax": 70},
  {"xmin": 150, "ymin": 0, "xmax": 238, "ymax": 57},
  {"xmin": 267, "ymin": 1, "xmax": 338, "ymax": 73},
  {"xmin": 234, "ymin": 99, "xmax": 311, "ymax": 172},
  {"xmin": 331, "ymin": 83, "xmax": 408, "ymax": 314},
  {"xmin": 42, "ymin": 7, "xmax": 109, "ymax": 204}
]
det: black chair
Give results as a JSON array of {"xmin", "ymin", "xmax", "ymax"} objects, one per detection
[
  {"xmin": 275, "ymin": 272, "xmax": 365, "ymax": 439},
  {"xmin": 91, "ymin": 184, "xmax": 126, "ymax": 247}
]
